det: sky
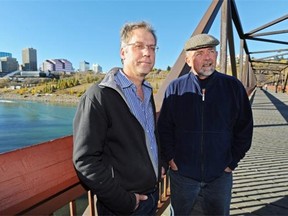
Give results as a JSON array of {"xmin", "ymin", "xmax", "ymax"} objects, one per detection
[{"xmin": 1, "ymin": 0, "xmax": 287, "ymax": 72}]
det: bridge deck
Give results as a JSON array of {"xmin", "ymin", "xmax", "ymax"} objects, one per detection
[{"xmin": 230, "ymin": 89, "xmax": 288, "ymax": 216}]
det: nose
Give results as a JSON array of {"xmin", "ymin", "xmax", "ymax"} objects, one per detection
[{"xmin": 142, "ymin": 47, "xmax": 151, "ymax": 56}]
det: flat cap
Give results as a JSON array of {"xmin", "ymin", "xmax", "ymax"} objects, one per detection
[{"xmin": 184, "ymin": 33, "xmax": 219, "ymax": 51}]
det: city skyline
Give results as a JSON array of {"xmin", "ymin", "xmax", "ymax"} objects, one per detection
[
  {"xmin": 0, "ymin": 48, "xmax": 100, "ymax": 72},
  {"xmin": 1, "ymin": 0, "xmax": 287, "ymax": 72}
]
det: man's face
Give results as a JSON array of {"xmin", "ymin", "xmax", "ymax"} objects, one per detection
[
  {"xmin": 185, "ymin": 47, "xmax": 218, "ymax": 79},
  {"xmin": 120, "ymin": 28, "xmax": 157, "ymax": 79}
]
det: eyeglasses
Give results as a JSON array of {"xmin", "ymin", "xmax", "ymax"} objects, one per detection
[{"xmin": 126, "ymin": 42, "xmax": 159, "ymax": 52}]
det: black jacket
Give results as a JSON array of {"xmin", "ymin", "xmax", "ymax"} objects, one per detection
[
  {"xmin": 157, "ymin": 71, "xmax": 253, "ymax": 182},
  {"xmin": 73, "ymin": 68, "xmax": 160, "ymax": 214}
]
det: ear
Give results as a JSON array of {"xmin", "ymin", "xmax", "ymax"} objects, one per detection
[
  {"xmin": 120, "ymin": 47, "xmax": 126, "ymax": 61},
  {"xmin": 185, "ymin": 56, "xmax": 191, "ymax": 67}
]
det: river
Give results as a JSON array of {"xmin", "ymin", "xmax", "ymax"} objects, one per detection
[{"xmin": 0, "ymin": 99, "xmax": 77, "ymax": 153}]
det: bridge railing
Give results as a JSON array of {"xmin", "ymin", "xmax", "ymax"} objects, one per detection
[{"xmin": 0, "ymin": 135, "xmax": 171, "ymax": 215}]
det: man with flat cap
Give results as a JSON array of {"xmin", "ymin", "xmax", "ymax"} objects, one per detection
[{"xmin": 157, "ymin": 33, "xmax": 253, "ymax": 215}]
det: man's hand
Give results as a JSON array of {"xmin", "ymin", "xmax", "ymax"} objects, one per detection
[
  {"xmin": 161, "ymin": 167, "xmax": 166, "ymax": 178},
  {"xmin": 224, "ymin": 167, "xmax": 232, "ymax": 172},
  {"xmin": 169, "ymin": 159, "xmax": 178, "ymax": 171},
  {"xmin": 134, "ymin": 193, "xmax": 148, "ymax": 210}
]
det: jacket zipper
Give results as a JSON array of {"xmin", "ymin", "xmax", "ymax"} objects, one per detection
[
  {"xmin": 201, "ymin": 88, "xmax": 205, "ymax": 180},
  {"xmin": 202, "ymin": 88, "xmax": 206, "ymax": 101}
]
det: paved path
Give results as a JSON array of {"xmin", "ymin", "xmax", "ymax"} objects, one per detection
[{"xmin": 161, "ymin": 89, "xmax": 288, "ymax": 216}]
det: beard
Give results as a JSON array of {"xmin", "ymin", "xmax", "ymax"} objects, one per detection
[{"xmin": 197, "ymin": 65, "xmax": 215, "ymax": 79}]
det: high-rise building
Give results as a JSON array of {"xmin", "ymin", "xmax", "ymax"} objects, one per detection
[
  {"xmin": 79, "ymin": 61, "xmax": 90, "ymax": 72},
  {"xmin": 22, "ymin": 48, "xmax": 37, "ymax": 71},
  {"xmin": 92, "ymin": 63, "xmax": 103, "ymax": 73},
  {"xmin": 0, "ymin": 57, "xmax": 19, "ymax": 73},
  {"xmin": 0, "ymin": 52, "xmax": 12, "ymax": 58}
]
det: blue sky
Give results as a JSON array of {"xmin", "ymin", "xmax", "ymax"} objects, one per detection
[{"xmin": 1, "ymin": 0, "xmax": 287, "ymax": 72}]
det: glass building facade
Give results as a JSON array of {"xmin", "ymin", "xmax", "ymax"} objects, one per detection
[{"xmin": 0, "ymin": 52, "xmax": 12, "ymax": 58}]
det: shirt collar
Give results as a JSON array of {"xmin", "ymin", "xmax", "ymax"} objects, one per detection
[
  {"xmin": 116, "ymin": 69, "xmax": 132, "ymax": 88},
  {"xmin": 117, "ymin": 69, "xmax": 152, "ymax": 90}
]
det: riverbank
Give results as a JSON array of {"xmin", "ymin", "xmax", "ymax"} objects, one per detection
[{"xmin": 0, "ymin": 92, "xmax": 80, "ymax": 105}]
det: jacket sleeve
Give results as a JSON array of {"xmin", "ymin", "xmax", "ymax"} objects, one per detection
[
  {"xmin": 229, "ymin": 83, "xmax": 254, "ymax": 170},
  {"xmin": 72, "ymin": 92, "xmax": 136, "ymax": 214},
  {"xmin": 157, "ymin": 87, "xmax": 175, "ymax": 172}
]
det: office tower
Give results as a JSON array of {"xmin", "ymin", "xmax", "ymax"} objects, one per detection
[
  {"xmin": 79, "ymin": 61, "xmax": 90, "ymax": 72},
  {"xmin": 92, "ymin": 63, "xmax": 102, "ymax": 73},
  {"xmin": 22, "ymin": 48, "xmax": 37, "ymax": 71},
  {"xmin": 0, "ymin": 52, "xmax": 12, "ymax": 58},
  {"xmin": 0, "ymin": 57, "xmax": 19, "ymax": 73}
]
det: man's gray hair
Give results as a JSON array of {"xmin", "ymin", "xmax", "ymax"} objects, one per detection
[{"xmin": 120, "ymin": 21, "xmax": 157, "ymax": 47}]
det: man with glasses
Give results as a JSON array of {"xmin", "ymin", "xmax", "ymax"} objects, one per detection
[{"xmin": 73, "ymin": 21, "xmax": 161, "ymax": 215}]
